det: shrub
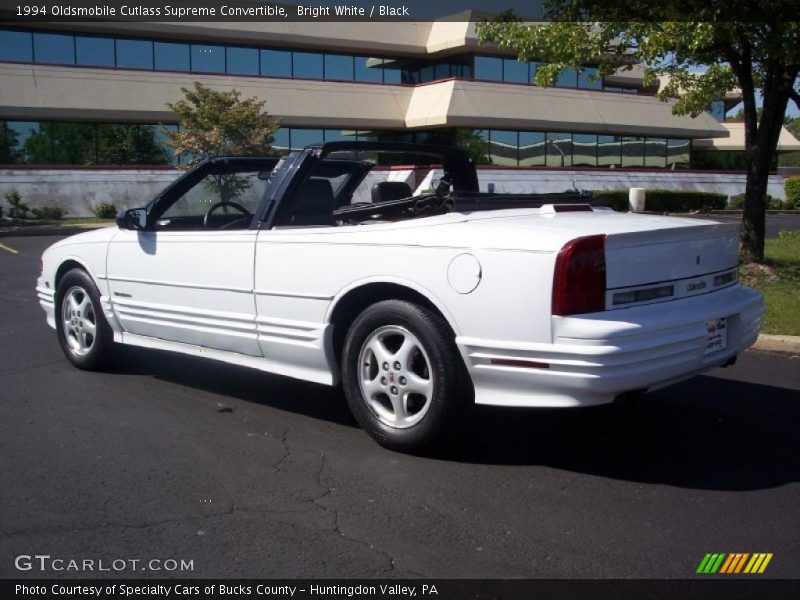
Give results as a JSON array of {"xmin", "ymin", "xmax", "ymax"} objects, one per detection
[
  {"xmin": 92, "ymin": 202, "xmax": 118, "ymax": 219},
  {"xmin": 785, "ymin": 176, "xmax": 800, "ymax": 210},
  {"xmin": 728, "ymin": 193, "xmax": 781, "ymax": 210},
  {"xmin": 590, "ymin": 189, "xmax": 727, "ymax": 212},
  {"xmin": 31, "ymin": 205, "xmax": 67, "ymax": 221},
  {"xmin": 590, "ymin": 190, "xmax": 629, "ymax": 211},
  {"xmin": 5, "ymin": 188, "xmax": 30, "ymax": 219}
]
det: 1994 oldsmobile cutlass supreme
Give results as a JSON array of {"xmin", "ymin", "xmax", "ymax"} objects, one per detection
[{"xmin": 37, "ymin": 142, "xmax": 764, "ymax": 451}]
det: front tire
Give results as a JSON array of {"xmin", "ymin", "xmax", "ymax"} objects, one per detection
[
  {"xmin": 55, "ymin": 268, "xmax": 116, "ymax": 370},
  {"xmin": 341, "ymin": 300, "xmax": 470, "ymax": 452}
]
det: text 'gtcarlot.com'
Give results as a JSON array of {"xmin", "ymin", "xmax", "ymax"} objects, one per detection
[{"xmin": 14, "ymin": 554, "xmax": 194, "ymax": 572}]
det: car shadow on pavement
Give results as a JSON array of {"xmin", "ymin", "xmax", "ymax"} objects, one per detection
[
  {"xmin": 440, "ymin": 375, "xmax": 800, "ymax": 491},
  {"xmin": 110, "ymin": 347, "xmax": 798, "ymax": 491},
  {"xmin": 109, "ymin": 346, "xmax": 359, "ymax": 428}
]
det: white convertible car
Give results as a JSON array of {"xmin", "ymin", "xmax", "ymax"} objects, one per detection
[{"xmin": 37, "ymin": 142, "xmax": 764, "ymax": 451}]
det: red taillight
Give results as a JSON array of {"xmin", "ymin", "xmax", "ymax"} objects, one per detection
[{"xmin": 552, "ymin": 234, "xmax": 607, "ymax": 316}]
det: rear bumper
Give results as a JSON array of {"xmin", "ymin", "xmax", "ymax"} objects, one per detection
[{"xmin": 458, "ymin": 285, "xmax": 764, "ymax": 407}]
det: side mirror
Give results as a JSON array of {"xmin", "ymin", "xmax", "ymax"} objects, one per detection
[{"xmin": 117, "ymin": 208, "xmax": 148, "ymax": 230}]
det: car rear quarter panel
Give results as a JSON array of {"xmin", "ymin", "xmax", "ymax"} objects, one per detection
[{"xmin": 254, "ymin": 233, "xmax": 557, "ymax": 363}]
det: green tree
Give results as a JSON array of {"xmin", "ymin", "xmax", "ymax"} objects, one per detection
[
  {"xmin": 787, "ymin": 116, "xmax": 800, "ymax": 140},
  {"xmin": 25, "ymin": 122, "xmax": 95, "ymax": 164},
  {"xmin": 455, "ymin": 129, "xmax": 491, "ymax": 165},
  {"xmin": 780, "ymin": 116, "xmax": 800, "ymax": 168},
  {"xmin": 165, "ymin": 82, "xmax": 281, "ymax": 203},
  {"xmin": 96, "ymin": 124, "xmax": 169, "ymax": 165},
  {"xmin": 731, "ymin": 107, "xmax": 792, "ymax": 125},
  {"xmin": 0, "ymin": 123, "xmax": 24, "ymax": 164},
  {"xmin": 478, "ymin": 2, "xmax": 800, "ymax": 262}
]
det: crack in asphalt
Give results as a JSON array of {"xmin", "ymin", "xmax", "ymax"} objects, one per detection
[
  {"xmin": 272, "ymin": 429, "xmax": 292, "ymax": 472},
  {"xmin": 1, "ymin": 431, "xmax": 407, "ymax": 577},
  {"xmin": 309, "ymin": 453, "xmax": 399, "ymax": 576}
]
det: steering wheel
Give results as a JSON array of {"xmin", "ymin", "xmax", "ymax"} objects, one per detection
[{"xmin": 203, "ymin": 201, "xmax": 251, "ymax": 228}]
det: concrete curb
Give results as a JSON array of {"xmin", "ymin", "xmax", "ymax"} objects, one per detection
[
  {"xmin": 0, "ymin": 224, "xmax": 110, "ymax": 238},
  {"xmin": 754, "ymin": 334, "xmax": 800, "ymax": 354}
]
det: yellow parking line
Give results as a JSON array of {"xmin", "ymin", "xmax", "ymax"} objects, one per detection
[{"xmin": 0, "ymin": 242, "xmax": 19, "ymax": 255}]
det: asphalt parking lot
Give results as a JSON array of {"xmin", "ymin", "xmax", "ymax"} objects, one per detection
[{"xmin": 0, "ymin": 234, "xmax": 798, "ymax": 580}]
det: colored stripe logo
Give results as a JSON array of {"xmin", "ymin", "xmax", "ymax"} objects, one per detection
[{"xmin": 696, "ymin": 553, "xmax": 773, "ymax": 574}]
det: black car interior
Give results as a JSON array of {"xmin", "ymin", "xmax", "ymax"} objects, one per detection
[{"xmin": 371, "ymin": 181, "xmax": 413, "ymax": 204}]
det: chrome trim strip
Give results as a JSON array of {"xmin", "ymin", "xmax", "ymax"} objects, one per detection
[
  {"xmin": 253, "ymin": 289, "xmax": 333, "ymax": 300},
  {"xmin": 107, "ymin": 275, "xmax": 252, "ymax": 294},
  {"xmin": 120, "ymin": 314, "xmax": 258, "ymax": 340},
  {"xmin": 111, "ymin": 297, "xmax": 255, "ymax": 322},
  {"xmin": 114, "ymin": 306, "xmax": 257, "ymax": 333},
  {"xmin": 256, "ymin": 326, "xmax": 318, "ymax": 342}
]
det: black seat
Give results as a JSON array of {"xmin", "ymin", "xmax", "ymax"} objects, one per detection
[
  {"xmin": 290, "ymin": 178, "xmax": 337, "ymax": 226},
  {"xmin": 371, "ymin": 181, "xmax": 413, "ymax": 203}
]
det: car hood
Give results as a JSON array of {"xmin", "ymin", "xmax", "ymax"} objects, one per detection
[{"xmin": 44, "ymin": 226, "xmax": 119, "ymax": 253}]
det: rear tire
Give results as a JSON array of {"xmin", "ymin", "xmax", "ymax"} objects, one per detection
[
  {"xmin": 55, "ymin": 268, "xmax": 116, "ymax": 371},
  {"xmin": 341, "ymin": 299, "xmax": 471, "ymax": 452}
]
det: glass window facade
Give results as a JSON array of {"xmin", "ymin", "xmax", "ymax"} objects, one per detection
[
  {"xmin": 472, "ymin": 54, "xmax": 614, "ymax": 91},
  {"xmin": 191, "ymin": 44, "xmax": 225, "ymax": 73},
  {"xmin": 75, "ymin": 36, "xmax": 114, "ymax": 67},
  {"xmin": 556, "ymin": 68, "xmax": 578, "ymax": 88},
  {"xmin": 355, "ymin": 56, "xmax": 383, "ymax": 83},
  {"xmin": 325, "ymin": 53, "xmax": 354, "ymax": 81},
  {"xmin": 546, "ymin": 132, "xmax": 572, "ymax": 167},
  {"xmin": 154, "ymin": 41, "xmax": 189, "ymax": 72},
  {"xmin": 456, "ymin": 129, "xmax": 691, "ymax": 169},
  {"xmin": 578, "ymin": 67, "xmax": 602, "ymax": 90},
  {"xmin": 116, "ymin": 39, "xmax": 152, "ymax": 70},
  {"xmin": 709, "ymin": 100, "xmax": 726, "ymax": 121},
  {"xmin": 260, "ymin": 49, "xmax": 291, "ymax": 77},
  {"xmin": 0, "ymin": 27, "xmax": 643, "ymax": 95},
  {"xmin": 621, "ymin": 136, "xmax": 644, "ymax": 167},
  {"xmin": 33, "ymin": 32, "xmax": 74, "ymax": 65},
  {"xmin": 503, "ymin": 58, "xmax": 529, "ymax": 84},
  {"xmin": 383, "ymin": 61, "xmax": 402, "ymax": 84},
  {"xmin": 667, "ymin": 138, "xmax": 691, "ymax": 167},
  {"xmin": 402, "ymin": 57, "xmax": 472, "ymax": 84},
  {"xmin": 226, "ymin": 46, "xmax": 258, "ymax": 76},
  {"xmin": 518, "ymin": 131, "xmax": 545, "ymax": 166},
  {"xmin": 0, "ymin": 29, "xmax": 32, "ymax": 62},
  {"xmin": 474, "ymin": 56, "xmax": 503, "ymax": 81},
  {"xmin": 644, "ymin": 137, "xmax": 667, "ymax": 168},
  {"xmin": 572, "ymin": 133, "xmax": 598, "ymax": 166},
  {"xmin": 292, "ymin": 51, "xmax": 323, "ymax": 79},
  {"xmin": 289, "ymin": 127, "xmax": 324, "ymax": 148},
  {"xmin": 1, "ymin": 120, "xmax": 172, "ymax": 165},
  {"xmin": 0, "ymin": 28, "xmax": 409, "ymax": 85},
  {"xmin": 597, "ymin": 135, "xmax": 622, "ymax": 167},
  {"xmin": 0, "ymin": 121, "xmax": 693, "ymax": 170},
  {"xmin": 488, "ymin": 130, "xmax": 518, "ymax": 166}
]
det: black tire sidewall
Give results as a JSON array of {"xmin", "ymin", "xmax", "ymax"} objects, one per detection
[
  {"xmin": 341, "ymin": 300, "xmax": 466, "ymax": 452},
  {"xmin": 55, "ymin": 269, "xmax": 114, "ymax": 370}
]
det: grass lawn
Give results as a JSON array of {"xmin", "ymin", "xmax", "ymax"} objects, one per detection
[
  {"xmin": 740, "ymin": 230, "xmax": 800, "ymax": 336},
  {"xmin": 59, "ymin": 217, "xmax": 115, "ymax": 226}
]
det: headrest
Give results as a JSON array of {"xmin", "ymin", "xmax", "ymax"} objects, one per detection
[
  {"xmin": 290, "ymin": 178, "xmax": 336, "ymax": 226},
  {"xmin": 371, "ymin": 181, "xmax": 413, "ymax": 204}
]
